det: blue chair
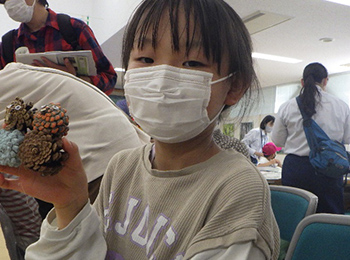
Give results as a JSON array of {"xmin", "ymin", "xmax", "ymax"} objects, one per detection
[
  {"xmin": 285, "ymin": 213, "xmax": 350, "ymax": 260},
  {"xmin": 270, "ymin": 185, "xmax": 318, "ymax": 242}
]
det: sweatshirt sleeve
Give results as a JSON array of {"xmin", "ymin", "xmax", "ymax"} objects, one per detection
[
  {"xmin": 25, "ymin": 202, "xmax": 106, "ymax": 260},
  {"xmin": 189, "ymin": 242, "xmax": 266, "ymax": 260}
]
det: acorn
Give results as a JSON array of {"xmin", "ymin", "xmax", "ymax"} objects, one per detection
[
  {"xmin": 32, "ymin": 103, "xmax": 69, "ymax": 138},
  {"xmin": 18, "ymin": 130, "xmax": 69, "ymax": 176},
  {"xmin": 4, "ymin": 97, "xmax": 36, "ymax": 134}
]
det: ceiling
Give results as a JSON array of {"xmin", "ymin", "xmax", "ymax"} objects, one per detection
[
  {"xmin": 103, "ymin": 0, "xmax": 350, "ymax": 88},
  {"xmin": 228, "ymin": 0, "xmax": 350, "ymax": 88}
]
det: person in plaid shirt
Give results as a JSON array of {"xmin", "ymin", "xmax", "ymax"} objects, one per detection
[{"xmin": 0, "ymin": 0, "xmax": 117, "ymax": 95}]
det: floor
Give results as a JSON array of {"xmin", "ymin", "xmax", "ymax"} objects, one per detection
[{"xmin": 0, "ymin": 226, "xmax": 11, "ymax": 260}]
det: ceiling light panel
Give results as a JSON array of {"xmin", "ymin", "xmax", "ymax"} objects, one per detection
[
  {"xmin": 325, "ymin": 0, "xmax": 350, "ymax": 7},
  {"xmin": 243, "ymin": 11, "xmax": 293, "ymax": 35},
  {"xmin": 252, "ymin": 52, "xmax": 302, "ymax": 64}
]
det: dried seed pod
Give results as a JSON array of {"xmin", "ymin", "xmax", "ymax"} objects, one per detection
[
  {"xmin": 0, "ymin": 129, "xmax": 24, "ymax": 167},
  {"xmin": 32, "ymin": 103, "xmax": 69, "ymax": 138},
  {"xmin": 4, "ymin": 97, "xmax": 36, "ymax": 134},
  {"xmin": 18, "ymin": 130, "xmax": 69, "ymax": 176}
]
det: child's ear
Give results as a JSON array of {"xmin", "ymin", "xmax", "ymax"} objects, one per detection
[{"xmin": 224, "ymin": 81, "xmax": 247, "ymax": 106}]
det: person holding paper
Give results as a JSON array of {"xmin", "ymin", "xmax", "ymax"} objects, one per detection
[{"xmin": 0, "ymin": 0, "xmax": 117, "ymax": 95}]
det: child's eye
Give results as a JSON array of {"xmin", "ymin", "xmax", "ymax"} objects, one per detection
[
  {"xmin": 138, "ymin": 57, "xmax": 154, "ymax": 64},
  {"xmin": 183, "ymin": 61, "xmax": 204, "ymax": 68}
]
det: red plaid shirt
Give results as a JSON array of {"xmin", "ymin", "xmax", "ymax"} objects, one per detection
[{"xmin": 0, "ymin": 9, "xmax": 117, "ymax": 95}]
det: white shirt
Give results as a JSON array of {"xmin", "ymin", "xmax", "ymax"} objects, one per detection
[
  {"xmin": 241, "ymin": 128, "xmax": 268, "ymax": 159},
  {"xmin": 271, "ymin": 86, "xmax": 350, "ymax": 156}
]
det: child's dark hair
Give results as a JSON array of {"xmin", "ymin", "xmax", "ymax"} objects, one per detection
[
  {"xmin": 38, "ymin": 0, "xmax": 48, "ymax": 7},
  {"xmin": 122, "ymin": 0, "xmax": 260, "ymax": 115},
  {"xmin": 260, "ymin": 115, "xmax": 275, "ymax": 130},
  {"xmin": 300, "ymin": 62, "xmax": 328, "ymax": 117}
]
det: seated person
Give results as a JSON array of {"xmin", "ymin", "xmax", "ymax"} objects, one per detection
[{"xmin": 258, "ymin": 142, "xmax": 282, "ymax": 168}]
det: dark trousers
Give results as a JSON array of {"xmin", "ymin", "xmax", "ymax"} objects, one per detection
[
  {"xmin": 282, "ymin": 154, "xmax": 344, "ymax": 214},
  {"xmin": 250, "ymin": 156, "xmax": 258, "ymax": 165}
]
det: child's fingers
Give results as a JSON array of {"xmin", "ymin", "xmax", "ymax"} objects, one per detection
[
  {"xmin": 0, "ymin": 165, "xmax": 21, "ymax": 177},
  {"xmin": 61, "ymin": 138, "xmax": 83, "ymax": 169},
  {"xmin": 62, "ymin": 138, "xmax": 77, "ymax": 153},
  {"xmin": 0, "ymin": 163, "xmax": 38, "ymax": 177},
  {"xmin": 0, "ymin": 174, "xmax": 23, "ymax": 193}
]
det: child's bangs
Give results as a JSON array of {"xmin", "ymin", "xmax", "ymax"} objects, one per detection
[
  {"xmin": 124, "ymin": 0, "xmax": 228, "ymax": 68},
  {"xmin": 135, "ymin": 1, "xmax": 203, "ymax": 53}
]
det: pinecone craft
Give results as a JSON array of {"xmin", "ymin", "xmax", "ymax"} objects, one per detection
[
  {"xmin": 4, "ymin": 97, "xmax": 36, "ymax": 134},
  {"xmin": 18, "ymin": 130, "xmax": 69, "ymax": 176},
  {"xmin": 0, "ymin": 129, "xmax": 24, "ymax": 167},
  {"xmin": 32, "ymin": 103, "xmax": 69, "ymax": 138}
]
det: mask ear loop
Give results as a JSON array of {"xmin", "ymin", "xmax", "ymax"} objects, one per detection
[
  {"xmin": 209, "ymin": 72, "xmax": 237, "ymax": 122},
  {"xmin": 210, "ymin": 72, "xmax": 235, "ymax": 85}
]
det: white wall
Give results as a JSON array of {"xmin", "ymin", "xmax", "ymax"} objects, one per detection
[
  {"xmin": 0, "ymin": 8, "xmax": 18, "ymax": 35},
  {"xmin": 89, "ymin": 0, "xmax": 142, "ymax": 43}
]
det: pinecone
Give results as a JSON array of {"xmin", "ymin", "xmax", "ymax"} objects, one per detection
[
  {"xmin": 18, "ymin": 130, "xmax": 69, "ymax": 176},
  {"xmin": 0, "ymin": 129, "xmax": 24, "ymax": 167},
  {"xmin": 32, "ymin": 103, "xmax": 69, "ymax": 138},
  {"xmin": 4, "ymin": 97, "xmax": 36, "ymax": 134}
]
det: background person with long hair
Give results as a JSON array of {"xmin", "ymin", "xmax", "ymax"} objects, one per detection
[{"xmin": 272, "ymin": 62, "xmax": 350, "ymax": 214}]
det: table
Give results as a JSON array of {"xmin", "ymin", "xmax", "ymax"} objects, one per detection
[{"xmin": 259, "ymin": 166, "xmax": 282, "ymax": 185}]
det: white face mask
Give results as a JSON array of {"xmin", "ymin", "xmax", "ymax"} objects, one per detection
[
  {"xmin": 265, "ymin": 125, "xmax": 273, "ymax": 133},
  {"xmin": 5, "ymin": 0, "xmax": 36, "ymax": 23},
  {"xmin": 124, "ymin": 65, "xmax": 232, "ymax": 143}
]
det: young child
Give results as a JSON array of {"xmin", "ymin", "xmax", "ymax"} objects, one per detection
[
  {"xmin": 0, "ymin": 0, "xmax": 279, "ymax": 259},
  {"xmin": 258, "ymin": 142, "xmax": 282, "ymax": 168}
]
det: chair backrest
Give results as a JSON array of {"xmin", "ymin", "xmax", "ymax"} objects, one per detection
[
  {"xmin": 285, "ymin": 213, "xmax": 350, "ymax": 260},
  {"xmin": 0, "ymin": 63, "xmax": 150, "ymax": 183},
  {"xmin": 0, "ymin": 205, "xmax": 24, "ymax": 260},
  {"xmin": 270, "ymin": 185, "xmax": 318, "ymax": 242}
]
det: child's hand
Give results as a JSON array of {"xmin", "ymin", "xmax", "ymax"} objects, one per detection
[
  {"xmin": 0, "ymin": 138, "xmax": 89, "ymax": 228},
  {"xmin": 273, "ymin": 158, "xmax": 282, "ymax": 167}
]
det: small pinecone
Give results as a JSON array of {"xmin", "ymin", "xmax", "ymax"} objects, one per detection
[
  {"xmin": 18, "ymin": 130, "xmax": 69, "ymax": 176},
  {"xmin": 0, "ymin": 129, "xmax": 24, "ymax": 167},
  {"xmin": 32, "ymin": 103, "xmax": 69, "ymax": 138},
  {"xmin": 4, "ymin": 97, "xmax": 36, "ymax": 134}
]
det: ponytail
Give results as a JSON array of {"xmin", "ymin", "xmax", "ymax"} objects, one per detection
[{"xmin": 299, "ymin": 62, "xmax": 328, "ymax": 117}]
